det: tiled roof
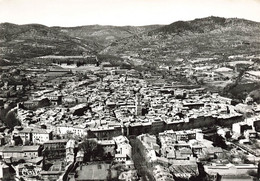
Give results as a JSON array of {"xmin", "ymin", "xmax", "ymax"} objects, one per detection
[{"xmin": 0, "ymin": 145, "xmax": 40, "ymax": 152}]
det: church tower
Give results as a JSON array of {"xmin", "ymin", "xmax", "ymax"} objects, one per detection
[{"xmin": 135, "ymin": 93, "xmax": 142, "ymax": 116}]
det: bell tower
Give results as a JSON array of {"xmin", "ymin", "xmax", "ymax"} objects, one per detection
[{"xmin": 135, "ymin": 93, "xmax": 142, "ymax": 116}]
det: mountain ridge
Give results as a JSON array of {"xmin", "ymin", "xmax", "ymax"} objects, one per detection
[
  {"xmin": 1, "ymin": 16, "xmax": 260, "ymax": 64},
  {"xmin": 151, "ymin": 16, "xmax": 260, "ymax": 35},
  {"xmin": 102, "ymin": 16, "xmax": 260, "ymax": 63},
  {"xmin": 0, "ymin": 23, "xmax": 98, "ymax": 62},
  {"xmin": 52, "ymin": 24, "xmax": 163, "ymax": 47}
]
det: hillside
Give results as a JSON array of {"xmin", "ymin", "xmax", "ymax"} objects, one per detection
[
  {"xmin": 0, "ymin": 17, "xmax": 260, "ymax": 101},
  {"xmin": 0, "ymin": 23, "xmax": 99, "ymax": 62},
  {"xmin": 1, "ymin": 17, "xmax": 259, "ymax": 65},
  {"xmin": 100, "ymin": 16, "xmax": 260, "ymax": 101},
  {"xmin": 102, "ymin": 16, "xmax": 260, "ymax": 66},
  {"xmin": 52, "ymin": 25, "xmax": 162, "ymax": 47}
]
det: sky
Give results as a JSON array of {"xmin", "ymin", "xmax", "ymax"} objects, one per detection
[{"xmin": 0, "ymin": 0, "xmax": 260, "ymax": 27}]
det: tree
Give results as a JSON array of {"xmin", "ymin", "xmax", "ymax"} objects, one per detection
[
  {"xmin": 212, "ymin": 134, "xmax": 227, "ymax": 149},
  {"xmin": 38, "ymin": 98, "xmax": 51, "ymax": 108},
  {"xmin": 104, "ymin": 152, "xmax": 113, "ymax": 161},
  {"xmin": 78, "ymin": 139, "xmax": 101, "ymax": 161},
  {"xmin": 79, "ymin": 139, "xmax": 97, "ymax": 153},
  {"xmin": 247, "ymin": 169, "xmax": 257, "ymax": 177},
  {"xmin": 5, "ymin": 109, "xmax": 21, "ymax": 129}
]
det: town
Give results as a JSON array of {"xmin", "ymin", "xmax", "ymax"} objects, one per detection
[{"xmin": 0, "ymin": 56, "xmax": 260, "ymax": 181}]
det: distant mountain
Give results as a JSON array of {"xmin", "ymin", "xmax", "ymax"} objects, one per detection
[
  {"xmin": 0, "ymin": 23, "xmax": 99, "ymax": 62},
  {"xmin": 151, "ymin": 16, "xmax": 260, "ymax": 35},
  {"xmin": 102, "ymin": 16, "xmax": 260, "ymax": 66},
  {"xmin": 0, "ymin": 23, "xmax": 162, "ymax": 63},
  {"xmin": 1, "ymin": 17, "xmax": 260, "ymax": 66},
  {"xmin": 52, "ymin": 25, "xmax": 163, "ymax": 47},
  {"xmin": 151, "ymin": 16, "xmax": 229, "ymax": 34}
]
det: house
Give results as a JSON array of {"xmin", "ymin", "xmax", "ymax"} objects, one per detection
[
  {"xmin": 0, "ymin": 161, "xmax": 12, "ymax": 180},
  {"xmin": 232, "ymin": 122, "xmax": 252, "ymax": 136},
  {"xmin": 153, "ymin": 165, "xmax": 175, "ymax": 181},
  {"xmin": 0, "ymin": 145, "xmax": 41, "ymax": 159},
  {"xmin": 244, "ymin": 130, "xmax": 257, "ymax": 139},
  {"xmin": 116, "ymin": 143, "xmax": 132, "ymax": 158},
  {"xmin": 62, "ymin": 96, "xmax": 77, "ymax": 106},
  {"xmin": 22, "ymin": 100, "xmax": 39, "ymax": 109},
  {"xmin": 113, "ymin": 136, "xmax": 132, "ymax": 159},
  {"xmin": 175, "ymin": 147, "xmax": 193, "ymax": 160},
  {"xmin": 98, "ymin": 140, "xmax": 115, "ymax": 156},
  {"xmin": 13, "ymin": 127, "xmax": 53, "ymax": 145},
  {"xmin": 221, "ymin": 175, "xmax": 254, "ymax": 181},
  {"xmin": 175, "ymin": 130, "xmax": 197, "ymax": 141},
  {"xmin": 41, "ymin": 161, "xmax": 66, "ymax": 181},
  {"xmin": 166, "ymin": 149, "xmax": 176, "ymax": 161},
  {"xmin": 14, "ymin": 163, "xmax": 42, "ymax": 180},
  {"xmin": 169, "ymin": 160, "xmax": 198, "ymax": 180},
  {"xmin": 23, "ymin": 145, "xmax": 42, "ymax": 158},
  {"xmin": 202, "ymin": 147, "xmax": 223, "ymax": 159},
  {"xmin": 76, "ymin": 150, "xmax": 84, "ymax": 163},
  {"xmin": 115, "ymin": 154, "xmax": 127, "ymax": 162},
  {"xmin": 45, "ymin": 94, "xmax": 62, "ymax": 105},
  {"xmin": 118, "ymin": 170, "xmax": 138, "ymax": 181},
  {"xmin": 66, "ymin": 139, "xmax": 76, "ymax": 163},
  {"xmin": 111, "ymin": 69, "xmax": 127, "ymax": 75},
  {"xmin": 43, "ymin": 139, "xmax": 67, "ymax": 159},
  {"xmin": 204, "ymin": 163, "xmax": 257, "ymax": 176},
  {"xmin": 57, "ymin": 125, "xmax": 86, "ymax": 137},
  {"xmin": 89, "ymin": 126, "xmax": 121, "ymax": 140},
  {"xmin": 217, "ymin": 128, "xmax": 231, "ymax": 138},
  {"xmin": 189, "ymin": 140, "xmax": 206, "ymax": 155},
  {"xmin": 15, "ymin": 85, "xmax": 23, "ymax": 91}
]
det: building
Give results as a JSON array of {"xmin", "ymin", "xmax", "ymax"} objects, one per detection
[
  {"xmin": 113, "ymin": 136, "xmax": 132, "ymax": 162},
  {"xmin": 76, "ymin": 150, "xmax": 84, "ymax": 163},
  {"xmin": 153, "ymin": 165, "xmax": 175, "ymax": 181},
  {"xmin": 14, "ymin": 163, "xmax": 42, "ymax": 181},
  {"xmin": 201, "ymin": 147, "xmax": 223, "ymax": 159},
  {"xmin": 16, "ymin": 85, "xmax": 24, "ymax": 91},
  {"xmin": 62, "ymin": 96, "xmax": 77, "ymax": 106},
  {"xmin": 13, "ymin": 127, "xmax": 53, "ymax": 145},
  {"xmin": 98, "ymin": 140, "xmax": 116, "ymax": 157},
  {"xmin": 204, "ymin": 163, "xmax": 257, "ymax": 176},
  {"xmin": 22, "ymin": 100, "xmax": 39, "ymax": 109},
  {"xmin": 0, "ymin": 145, "xmax": 41, "ymax": 159},
  {"xmin": 175, "ymin": 130, "xmax": 197, "ymax": 142},
  {"xmin": 244, "ymin": 130, "xmax": 257, "ymax": 139},
  {"xmin": 175, "ymin": 147, "xmax": 193, "ymax": 160},
  {"xmin": 118, "ymin": 170, "xmax": 138, "ymax": 181},
  {"xmin": 135, "ymin": 93, "xmax": 142, "ymax": 116},
  {"xmin": 89, "ymin": 126, "xmax": 121, "ymax": 140},
  {"xmin": 0, "ymin": 161, "xmax": 12, "ymax": 180},
  {"xmin": 232, "ymin": 122, "xmax": 252, "ymax": 136},
  {"xmin": 56, "ymin": 125, "xmax": 86, "ymax": 137},
  {"xmin": 43, "ymin": 139, "xmax": 67, "ymax": 159},
  {"xmin": 169, "ymin": 160, "xmax": 199, "ymax": 180},
  {"xmin": 45, "ymin": 94, "xmax": 62, "ymax": 105},
  {"xmin": 66, "ymin": 139, "xmax": 76, "ymax": 163},
  {"xmin": 41, "ymin": 161, "xmax": 66, "ymax": 181}
]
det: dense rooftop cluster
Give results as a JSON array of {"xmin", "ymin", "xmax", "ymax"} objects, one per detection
[{"xmin": 0, "ymin": 61, "xmax": 260, "ymax": 181}]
